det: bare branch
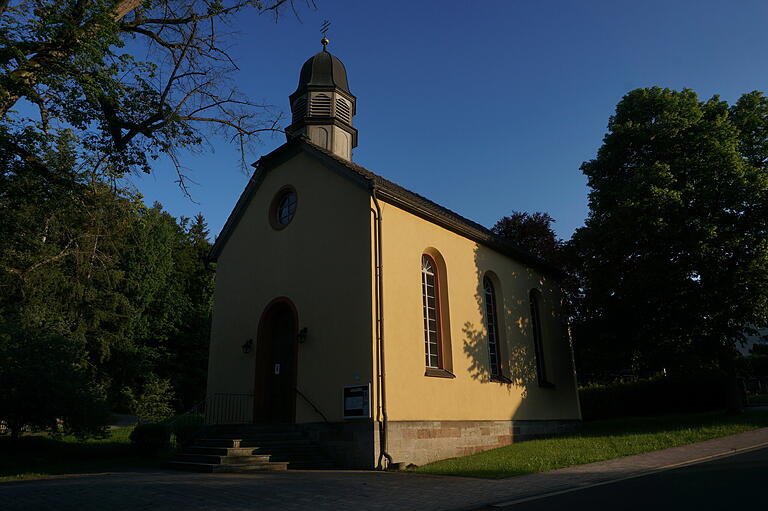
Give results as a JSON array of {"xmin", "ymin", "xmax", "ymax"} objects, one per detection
[
  {"xmin": 121, "ymin": 25, "xmax": 186, "ymax": 49},
  {"xmin": 180, "ymin": 115, "xmax": 283, "ymax": 135}
]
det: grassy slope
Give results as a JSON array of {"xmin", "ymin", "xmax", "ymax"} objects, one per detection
[
  {"xmin": 0, "ymin": 427, "xmax": 162, "ymax": 482},
  {"xmin": 413, "ymin": 409, "xmax": 768, "ymax": 478}
]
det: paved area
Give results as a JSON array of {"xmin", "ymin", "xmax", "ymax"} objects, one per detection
[
  {"xmin": 2, "ymin": 428, "xmax": 767, "ymax": 511},
  {"xmin": 496, "ymin": 445, "xmax": 768, "ymax": 509}
]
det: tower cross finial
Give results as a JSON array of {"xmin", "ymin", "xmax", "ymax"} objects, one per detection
[{"xmin": 320, "ymin": 19, "xmax": 331, "ymax": 49}]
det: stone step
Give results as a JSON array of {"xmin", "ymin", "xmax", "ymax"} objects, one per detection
[
  {"xmin": 173, "ymin": 453, "xmax": 272, "ymax": 464},
  {"xmin": 211, "ymin": 431, "xmax": 305, "ymax": 441},
  {"xmin": 185, "ymin": 446, "xmax": 259, "ymax": 456},
  {"xmin": 169, "ymin": 424, "xmax": 336, "ymax": 472},
  {"xmin": 168, "ymin": 460, "xmax": 288, "ymax": 473},
  {"xmin": 194, "ymin": 438, "xmax": 246, "ymax": 448},
  {"xmin": 203, "ymin": 424, "xmax": 298, "ymax": 435},
  {"xmin": 257, "ymin": 447, "xmax": 327, "ymax": 459},
  {"xmin": 238, "ymin": 438, "xmax": 314, "ymax": 448}
]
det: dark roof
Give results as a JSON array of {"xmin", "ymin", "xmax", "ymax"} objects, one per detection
[
  {"xmin": 209, "ymin": 137, "xmax": 564, "ymax": 279},
  {"xmin": 292, "ymin": 49, "xmax": 350, "ymax": 97}
]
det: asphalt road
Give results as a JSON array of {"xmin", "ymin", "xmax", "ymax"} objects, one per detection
[{"xmin": 495, "ymin": 446, "xmax": 768, "ymax": 510}]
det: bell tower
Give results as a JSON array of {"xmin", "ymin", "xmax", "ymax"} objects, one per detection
[{"xmin": 286, "ymin": 37, "xmax": 357, "ymax": 161}]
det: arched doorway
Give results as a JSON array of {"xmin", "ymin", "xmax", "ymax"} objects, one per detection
[{"xmin": 254, "ymin": 299, "xmax": 298, "ymax": 423}]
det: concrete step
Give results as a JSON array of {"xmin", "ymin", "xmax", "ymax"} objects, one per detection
[
  {"xmin": 168, "ymin": 460, "xmax": 288, "ymax": 473},
  {"xmin": 173, "ymin": 453, "xmax": 272, "ymax": 464}
]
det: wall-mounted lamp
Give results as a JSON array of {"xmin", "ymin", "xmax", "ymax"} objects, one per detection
[
  {"xmin": 297, "ymin": 327, "xmax": 308, "ymax": 344},
  {"xmin": 241, "ymin": 338, "xmax": 253, "ymax": 354}
]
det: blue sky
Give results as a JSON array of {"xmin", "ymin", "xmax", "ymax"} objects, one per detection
[{"xmin": 131, "ymin": 0, "xmax": 768, "ymax": 240}]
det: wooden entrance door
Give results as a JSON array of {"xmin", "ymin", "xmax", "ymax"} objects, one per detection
[{"xmin": 254, "ymin": 300, "xmax": 297, "ymax": 423}]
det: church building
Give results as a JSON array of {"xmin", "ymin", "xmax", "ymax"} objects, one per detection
[{"xmin": 206, "ymin": 39, "xmax": 581, "ymax": 469}]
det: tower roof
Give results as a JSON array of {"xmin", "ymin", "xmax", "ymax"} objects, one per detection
[{"xmin": 292, "ymin": 49, "xmax": 351, "ymax": 97}]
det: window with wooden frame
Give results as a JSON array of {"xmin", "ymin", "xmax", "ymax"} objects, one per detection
[
  {"xmin": 422, "ymin": 254, "xmax": 441, "ymax": 369},
  {"xmin": 483, "ymin": 276, "xmax": 503, "ymax": 379},
  {"xmin": 529, "ymin": 289, "xmax": 551, "ymax": 387},
  {"xmin": 421, "ymin": 252, "xmax": 454, "ymax": 378}
]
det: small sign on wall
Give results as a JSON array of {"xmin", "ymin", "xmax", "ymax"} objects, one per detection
[{"xmin": 343, "ymin": 383, "xmax": 371, "ymax": 419}]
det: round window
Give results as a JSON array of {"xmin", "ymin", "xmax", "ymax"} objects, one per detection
[{"xmin": 270, "ymin": 186, "xmax": 297, "ymax": 229}]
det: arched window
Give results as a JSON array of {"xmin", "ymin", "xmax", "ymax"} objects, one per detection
[
  {"xmin": 529, "ymin": 289, "xmax": 548, "ymax": 386},
  {"xmin": 483, "ymin": 277, "xmax": 502, "ymax": 378},
  {"xmin": 422, "ymin": 254, "xmax": 441, "ymax": 368}
]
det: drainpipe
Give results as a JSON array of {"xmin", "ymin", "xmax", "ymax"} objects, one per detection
[{"xmin": 371, "ymin": 187, "xmax": 393, "ymax": 470}]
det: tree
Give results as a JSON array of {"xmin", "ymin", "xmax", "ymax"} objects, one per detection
[
  {"xmin": 0, "ymin": 1, "xmax": 262, "ymax": 435},
  {"xmin": 571, "ymin": 88, "xmax": 768, "ymax": 395},
  {"xmin": 0, "ymin": 323, "xmax": 110, "ymax": 440},
  {"xmin": 491, "ymin": 211, "xmax": 562, "ymax": 264},
  {"xmin": 0, "ymin": 146, "xmax": 215, "ymax": 428},
  {"xmin": 1, "ymin": 0, "xmax": 296, "ymax": 186}
]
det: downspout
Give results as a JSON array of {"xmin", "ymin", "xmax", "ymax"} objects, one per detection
[{"xmin": 371, "ymin": 187, "xmax": 393, "ymax": 470}]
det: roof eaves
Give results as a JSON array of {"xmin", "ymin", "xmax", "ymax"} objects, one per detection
[{"xmin": 210, "ymin": 138, "xmax": 564, "ymax": 280}]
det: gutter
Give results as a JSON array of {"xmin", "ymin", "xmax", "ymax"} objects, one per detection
[{"xmin": 371, "ymin": 187, "xmax": 393, "ymax": 470}]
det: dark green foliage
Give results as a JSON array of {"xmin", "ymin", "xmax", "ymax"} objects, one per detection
[
  {"xmin": 579, "ymin": 371, "xmax": 729, "ymax": 420},
  {"xmin": 128, "ymin": 423, "xmax": 170, "ymax": 455},
  {"xmin": 0, "ymin": 323, "xmax": 110, "ymax": 440},
  {"xmin": 0, "ymin": 155, "xmax": 214, "ymax": 435},
  {"xmin": 491, "ymin": 211, "xmax": 562, "ymax": 264},
  {"xmin": 0, "ymin": 1, "xmax": 287, "ymax": 439},
  {"xmin": 125, "ymin": 374, "xmax": 175, "ymax": 423},
  {"xmin": 572, "ymin": 87, "xmax": 768, "ymax": 377}
]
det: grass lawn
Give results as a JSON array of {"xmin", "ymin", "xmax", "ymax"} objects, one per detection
[
  {"xmin": 412, "ymin": 409, "xmax": 768, "ymax": 479},
  {"xmin": 749, "ymin": 393, "xmax": 768, "ymax": 405},
  {"xmin": 0, "ymin": 427, "xmax": 163, "ymax": 482}
]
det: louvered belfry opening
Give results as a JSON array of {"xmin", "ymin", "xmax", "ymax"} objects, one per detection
[
  {"xmin": 311, "ymin": 93, "xmax": 332, "ymax": 116},
  {"xmin": 291, "ymin": 96, "xmax": 307, "ymax": 123},
  {"xmin": 286, "ymin": 46, "xmax": 357, "ymax": 161},
  {"xmin": 335, "ymin": 97, "xmax": 351, "ymax": 124}
]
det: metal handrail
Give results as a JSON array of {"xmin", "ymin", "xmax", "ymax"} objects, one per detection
[
  {"xmin": 165, "ymin": 393, "xmax": 255, "ymax": 449},
  {"xmin": 294, "ymin": 387, "xmax": 329, "ymax": 423}
]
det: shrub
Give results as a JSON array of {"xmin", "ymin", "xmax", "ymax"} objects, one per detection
[
  {"xmin": 126, "ymin": 375, "xmax": 176, "ymax": 424},
  {"xmin": 129, "ymin": 423, "xmax": 170, "ymax": 455},
  {"xmin": 579, "ymin": 370, "xmax": 729, "ymax": 420},
  {"xmin": 170, "ymin": 415, "xmax": 204, "ymax": 446}
]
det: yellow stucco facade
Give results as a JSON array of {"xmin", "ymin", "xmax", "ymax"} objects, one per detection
[
  {"xmin": 377, "ymin": 201, "xmax": 580, "ymax": 422},
  {"xmin": 207, "ymin": 141, "xmax": 581, "ymax": 466},
  {"xmin": 208, "ymin": 151, "xmax": 374, "ymax": 424}
]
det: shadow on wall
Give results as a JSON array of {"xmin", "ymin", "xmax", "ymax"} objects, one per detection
[{"xmin": 462, "ymin": 245, "xmax": 540, "ymax": 406}]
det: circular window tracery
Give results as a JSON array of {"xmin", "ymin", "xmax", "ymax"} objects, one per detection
[{"xmin": 270, "ymin": 186, "xmax": 297, "ymax": 230}]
